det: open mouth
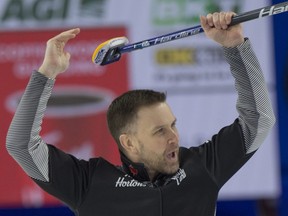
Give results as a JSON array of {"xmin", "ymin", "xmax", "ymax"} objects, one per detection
[{"xmin": 167, "ymin": 151, "xmax": 177, "ymax": 161}]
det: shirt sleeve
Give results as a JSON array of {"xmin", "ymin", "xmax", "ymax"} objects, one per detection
[
  {"xmin": 6, "ymin": 71, "xmax": 100, "ymax": 208},
  {"xmin": 6, "ymin": 71, "xmax": 54, "ymax": 182},
  {"xmin": 223, "ymin": 38, "xmax": 275, "ymax": 154},
  {"xmin": 193, "ymin": 38, "xmax": 276, "ymax": 187}
]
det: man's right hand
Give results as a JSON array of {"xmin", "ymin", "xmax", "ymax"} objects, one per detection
[
  {"xmin": 200, "ymin": 12, "xmax": 244, "ymax": 48},
  {"xmin": 38, "ymin": 28, "xmax": 80, "ymax": 79}
]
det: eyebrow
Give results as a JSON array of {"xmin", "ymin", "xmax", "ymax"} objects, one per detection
[{"xmin": 152, "ymin": 118, "xmax": 177, "ymax": 132}]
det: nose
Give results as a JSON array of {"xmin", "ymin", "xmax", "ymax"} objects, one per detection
[{"xmin": 168, "ymin": 127, "xmax": 179, "ymax": 145}]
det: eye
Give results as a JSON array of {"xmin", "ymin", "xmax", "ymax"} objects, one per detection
[
  {"xmin": 171, "ymin": 120, "xmax": 177, "ymax": 128},
  {"xmin": 156, "ymin": 128, "xmax": 164, "ymax": 134},
  {"xmin": 154, "ymin": 127, "xmax": 165, "ymax": 135}
]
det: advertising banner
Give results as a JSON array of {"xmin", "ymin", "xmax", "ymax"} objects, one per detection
[{"xmin": 0, "ymin": 27, "xmax": 129, "ymax": 206}]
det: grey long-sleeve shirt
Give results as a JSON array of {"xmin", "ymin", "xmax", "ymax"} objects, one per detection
[{"xmin": 6, "ymin": 39, "xmax": 275, "ymax": 183}]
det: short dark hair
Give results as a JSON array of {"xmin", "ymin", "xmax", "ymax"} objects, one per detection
[{"xmin": 107, "ymin": 89, "xmax": 166, "ymax": 149}]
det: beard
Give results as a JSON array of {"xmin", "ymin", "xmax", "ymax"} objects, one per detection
[{"xmin": 138, "ymin": 142, "xmax": 180, "ymax": 176}]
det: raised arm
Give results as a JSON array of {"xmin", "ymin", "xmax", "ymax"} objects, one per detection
[
  {"xmin": 224, "ymin": 40, "xmax": 275, "ymax": 153},
  {"xmin": 200, "ymin": 12, "xmax": 275, "ymax": 153},
  {"xmin": 6, "ymin": 28, "xmax": 80, "ymax": 182},
  {"xmin": 194, "ymin": 12, "xmax": 276, "ymax": 188},
  {"xmin": 185, "ymin": 12, "xmax": 277, "ymax": 190}
]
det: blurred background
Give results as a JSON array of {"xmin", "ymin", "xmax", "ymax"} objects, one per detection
[{"xmin": 0, "ymin": 0, "xmax": 287, "ymax": 215}]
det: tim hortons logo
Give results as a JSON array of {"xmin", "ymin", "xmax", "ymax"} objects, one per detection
[{"xmin": 115, "ymin": 175, "xmax": 147, "ymax": 187}]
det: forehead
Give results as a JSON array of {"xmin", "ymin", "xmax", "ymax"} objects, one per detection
[{"xmin": 136, "ymin": 102, "xmax": 175, "ymax": 127}]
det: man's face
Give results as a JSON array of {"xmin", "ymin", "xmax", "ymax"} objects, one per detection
[{"xmin": 131, "ymin": 102, "xmax": 180, "ymax": 177}]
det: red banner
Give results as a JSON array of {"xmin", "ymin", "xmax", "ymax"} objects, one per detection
[{"xmin": 0, "ymin": 27, "xmax": 129, "ymax": 206}]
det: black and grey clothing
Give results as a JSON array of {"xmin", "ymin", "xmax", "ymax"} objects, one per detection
[{"xmin": 6, "ymin": 39, "xmax": 275, "ymax": 216}]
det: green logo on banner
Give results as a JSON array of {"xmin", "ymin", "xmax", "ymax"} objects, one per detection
[
  {"xmin": 1, "ymin": 0, "xmax": 69, "ymax": 21},
  {"xmin": 151, "ymin": 0, "xmax": 241, "ymax": 26},
  {"xmin": 1, "ymin": 0, "xmax": 106, "ymax": 23},
  {"xmin": 80, "ymin": 0, "xmax": 106, "ymax": 17}
]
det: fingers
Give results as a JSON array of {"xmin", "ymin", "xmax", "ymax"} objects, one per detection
[
  {"xmin": 200, "ymin": 15, "xmax": 210, "ymax": 32},
  {"xmin": 49, "ymin": 28, "xmax": 80, "ymax": 45},
  {"xmin": 46, "ymin": 28, "xmax": 80, "ymax": 58},
  {"xmin": 201, "ymin": 12, "xmax": 236, "ymax": 30},
  {"xmin": 38, "ymin": 28, "xmax": 80, "ymax": 78}
]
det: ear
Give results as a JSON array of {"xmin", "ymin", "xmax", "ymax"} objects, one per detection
[{"xmin": 119, "ymin": 134, "xmax": 137, "ymax": 154}]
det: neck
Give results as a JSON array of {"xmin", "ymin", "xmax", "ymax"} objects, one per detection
[
  {"xmin": 126, "ymin": 152, "xmax": 158, "ymax": 181},
  {"xmin": 146, "ymin": 169, "xmax": 158, "ymax": 181}
]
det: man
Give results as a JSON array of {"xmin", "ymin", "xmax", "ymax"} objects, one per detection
[{"xmin": 6, "ymin": 12, "xmax": 275, "ymax": 216}]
